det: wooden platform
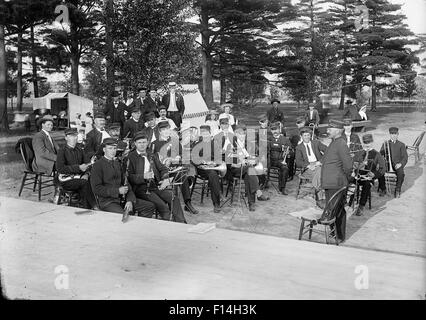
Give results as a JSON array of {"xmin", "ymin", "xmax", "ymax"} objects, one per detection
[{"xmin": 0, "ymin": 196, "xmax": 424, "ymax": 300}]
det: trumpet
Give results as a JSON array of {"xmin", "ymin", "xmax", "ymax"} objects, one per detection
[
  {"xmin": 198, "ymin": 162, "xmax": 227, "ymax": 177},
  {"xmin": 281, "ymin": 145, "xmax": 291, "ymax": 166}
]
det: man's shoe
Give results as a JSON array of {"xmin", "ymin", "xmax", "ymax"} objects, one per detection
[
  {"xmin": 213, "ymin": 206, "xmax": 221, "ymax": 213},
  {"xmin": 281, "ymin": 189, "xmax": 288, "ymax": 195},
  {"xmin": 257, "ymin": 194, "xmax": 269, "ymax": 201},
  {"xmin": 249, "ymin": 203, "xmax": 255, "ymax": 211},
  {"xmin": 379, "ymin": 189, "xmax": 386, "ymax": 197},
  {"xmin": 184, "ymin": 201, "xmax": 199, "ymax": 214},
  {"xmin": 355, "ymin": 205, "xmax": 364, "ymax": 216},
  {"xmin": 394, "ymin": 189, "xmax": 401, "ymax": 198}
]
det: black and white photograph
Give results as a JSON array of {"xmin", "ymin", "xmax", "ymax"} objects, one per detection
[{"xmin": 0, "ymin": 0, "xmax": 425, "ymax": 302}]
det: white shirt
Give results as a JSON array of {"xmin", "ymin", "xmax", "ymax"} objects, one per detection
[
  {"xmin": 97, "ymin": 127, "xmax": 111, "ymax": 142},
  {"xmin": 136, "ymin": 150, "xmax": 150, "ymax": 173},
  {"xmin": 344, "ymin": 131, "xmax": 351, "ymax": 148},
  {"xmin": 310, "ymin": 110, "xmax": 314, "ymax": 120},
  {"xmin": 219, "ymin": 113, "xmax": 236, "ymax": 126},
  {"xmin": 205, "ymin": 120, "xmax": 220, "ymax": 136},
  {"xmin": 304, "ymin": 142, "xmax": 317, "ymax": 163},
  {"xmin": 168, "ymin": 91, "xmax": 178, "ymax": 112},
  {"xmin": 42, "ymin": 129, "xmax": 55, "ymax": 150}
]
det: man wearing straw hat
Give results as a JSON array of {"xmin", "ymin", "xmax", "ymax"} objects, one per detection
[{"xmin": 161, "ymin": 82, "xmax": 185, "ymax": 130}]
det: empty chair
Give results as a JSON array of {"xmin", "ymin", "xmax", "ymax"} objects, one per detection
[{"xmin": 406, "ymin": 131, "xmax": 425, "ymax": 163}]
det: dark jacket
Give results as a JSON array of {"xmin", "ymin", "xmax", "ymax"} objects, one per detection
[
  {"xmin": 122, "ymin": 118, "xmax": 145, "ymax": 140},
  {"xmin": 353, "ymin": 149, "xmax": 386, "ymax": 178},
  {"xmin": 143, "ymin": 96, "xmax": 159, "ymax": 115},
  {"xmin": 343, "ymin": 105, "xmax": 362, "ymax": 121},
  {"xmin": 268, "ymin": 134, "xmax": 293, "ymax": 164},
  {"xmin": 127, "ymin": 150, "xmax": 169, "ymax": 195},
  {"xmin": 295, "ymin": 140, "xmax": 327, "ymax": 169},
  {"xmin": 56, "ymin": 144, "xmax": 88, "ymax": 175},
  {"xmin": 304, "ymin": 109, "xmax": 320, "ymax": 126},
  {"xmin": 104, "ymin": 101, "xmax": 127, "ymax": 125},
  {"xmin": 320, "ymin": 136, "xmax": 353, "ymax": 189},
  {"xmin": 90, "ymin": 156, "xmax": 136, "ymax": 207},
  {"xmin": 161, "ymin": 92, "xmax": 185, "ymax": 114},
  {"xmin": 380, "ymin": 140, "xmax": 408, "ymax": 169},
  {"xmin": 32, "ymin": 130, "xmax": 59, "ymax": 175},
  {"xmin": 342, "ymin": 132, "xmax": 362, "ymax": 155},
  {"xmin": 85, "ymin": 128, "xmax": 103, "ymax": 159},
  {"xmin": 266, "ymin": 106, "xmax": 284, "ymax": 125}
]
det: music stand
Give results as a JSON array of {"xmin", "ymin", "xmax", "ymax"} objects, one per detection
[{"xmin": 165, "ymin": 166, "xmax": 188, "ymax": 221}]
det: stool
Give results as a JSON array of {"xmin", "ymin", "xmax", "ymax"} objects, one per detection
[{"xmin": 55, "ymin": 186, "xmax": 80, "ymax": 207}]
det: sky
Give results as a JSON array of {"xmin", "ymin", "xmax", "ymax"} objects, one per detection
[{"xmin": 392, "ymin": 0, "xmax": 426, "ymax": 34}]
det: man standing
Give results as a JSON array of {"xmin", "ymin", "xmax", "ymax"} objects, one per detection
[
  {"xmin": 128, "ymin": 87, "xmax": 148, "ymax": 118},
  {"xmin": 90, "ymin": 137, "xmax": 155, "ymax": 216},
  {"xmin": 144, "ymin": 88, "xmax": 159, "ymax": 117},
  {"xmin": 127, "ymin": 133, "xmax": 186, "ymax": 223},
  {"xmin": 379, "ymin": 127, "xmax": 408, "ymax": 198},
  {"xmin": 161, "ymin": 82, "xmax": 185, "ymax": 129},
  {"xmin": 104, "ymin": 91, "xmax": 127, "ymax": 132},
  {"xmin": 85, "ymin": 112, "xmax": 110, "ymax": 159},
  {"xmin": 320, "ymin": 119, "xmax": 353, "ymax": 241},
  {"xmin": 268, "ymin": 125, "xmax": 293, "ymax": 195},
  {"xmin": 56, "ymin": 128, "xmax": 96, "ymax": 209},
  {"xmin": 122, "ymin": 107, "xmax": 145, "ymax": 140},
  {"xmin": 266, "ymin": 99, "xmax": 285, "ymax": 129},
  {"xmin": 32, "ymin": 115, "xmax": 59, "ymax": 176},
  {"xmin": 342, "ymin": 119, "xmax": 362, "ymax": 156}
]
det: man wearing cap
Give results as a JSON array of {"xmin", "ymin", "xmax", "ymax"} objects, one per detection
[
  {"xmin": 342, "ymin": 119, "xmax": 362, "ymax": 156},
  {"xmin": 351, "ymin": 134, "xmax": 386, "ymax": 215},
  {"xmin": 214, "ymin": 117, "xmax": 235, "ymax": 162},
  {"xmin": 343, "ymin": 99, "xmax": 362, "ymax": 121},
  {"xmin": 142, "ymin": 112, "xmax": 160, "ymax": 146},
  {"xmin": 85, "ymin": 112, "xmax": 110, "ymax": 159},
  {"xmin": 161, "ymin": 82, "xmax": 185, "ymax": 129},
  {"xmin": 144, "ymin": 88, "xmax": 159, "ymax": 117},
  {"xmin": 152, "ymin": 121, "xmax": 199, "ymax": 214},
  {"xmin": 156, "ymin": 105, "xmax": 177, "ymax": 130},
  {"xmin": 320, "ymin": 119, "xmax": 353, "ymax": 241},
  {"xmin": 128, "ymin": 87, "xmax": 148, "ymax": 119},
  {"xmin": 127, "ymin": 133, "xmax": 186, "ymax": 223},
  {"xmin": 304, "ymin": 103, "xmax": 320, "ymax": 127},
  {"xmin": 56, "ymin": 128, "xmax": 97, "ymax": 209},
  {"xmin": 104, "ymin": 91, "xmax": 127, "ymax": 131},
  {"xmin": 91, "ymin": 137, "xmax": 155, "ymax": 216},
  {"xmin": 230, "ymin": 124, "xmax": 269, "ymax": 211},
  {"xmin": 32, "ymin": 115, "xmax": 59, "ymax": 176},
  {"xmin": 268, "ymin": 125, "xmax": 293, "ymax": 195},
  {"xmin": 379, "ymin": 127, "xmax": 408, "ymax": 198},
  {"xmin": 266, "ymin": 99, "xmax": 285, "ymax": 128},
  {"xmin": 122, "ymin": 107, "xmax": 145, "ymax": 140}
]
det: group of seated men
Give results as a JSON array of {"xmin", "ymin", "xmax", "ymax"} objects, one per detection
[{"xmin": 31, "ymin": 101, "xmax": 408, "ymax": 226}]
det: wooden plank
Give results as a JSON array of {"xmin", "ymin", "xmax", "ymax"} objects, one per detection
[{"xmin": 0, "ymin": 196, "xmax": 424, "ymax": 300}]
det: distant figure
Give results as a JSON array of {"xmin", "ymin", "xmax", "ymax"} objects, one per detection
[
  {"xmin": 84, "ymin": 112, "xmax": 94, "ymax": 135},
  {"xmin": 266, "ymin": 99, "xmax": 285, "ymax": 128},
  {"xmin": 75, "ymin": 113, "xmax": 82, "ymax": 131},
  {"xmin": 218, "ymin": 103, "xmax": 237, "ymax": 130},
  {"xmin": 24, "ymin": 114, "xmax": 31, "ymax": 132},
  {"xmin": 204, "ymin": 109, "xmax": 220, "ymax": 136},
  {"xmin": 161, "ymin": 82, "xmax": 185, "ymax": 130},
  {"xmin": 304, "ymin": 103, "xmax": 320, "ymax": 127},
  {"xmin": 343, "ymin": 100, "xmax": 362, "ymax": 121}
]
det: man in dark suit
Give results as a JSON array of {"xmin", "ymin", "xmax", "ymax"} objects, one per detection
[
  {"xmin": 142, "ymin": 112, "xmax": 160, "ymax": 148},
  {"xmin": 128, "ymin": 87, "xmax": 148, "ymax": 121},
  {"xmin": 32, "ymin": 115, "xmax": 59, "ymax": 176},
  {"xmin": 122, "ymin": 107, "xmax": 145, "ymax": 140},
  {"xmin": 144, "ymin": 88, "xmax": 159, "ymax": 117},
  {"xmin": 56, "ymin": 128, "xmax": 96, "ymax": 209},
  {"xmin": 320, "ymin": 119, "xmax": 353, "ymax": 241},
  {"xmin": 127, "ymin": 132, "xmax": 186, "ymax": 223},
  {"xmin": 343, "ymin": 100, "xmax": 362, "ymax": 121},
  {"xmin": 342, "ymin": 119, "xmax": 362, "ymax": 156},
  {"xmin": 304, "ymin": 103, "xmax": 320, "ymax": 127},
  {"xmin": 85, "ymin": 112, "xmax": 110, "ymax": 159},
  {"xmin": 161, "ymin": 82, "xmax": 185, "ymax": 129},
  {"xmin": 104, "ymin": 91, "xmax": 127, "ymax": 132},
  {"xmin": 90, "ymin": 137, "xmax": 155, "ymax": 216},
  {"xmin": 379, "ymin": 127, "xmax": 408, "ymax": 198},
  {"xmin": 266, "ymin": 99, "xmax": 285, "ymax": 128}
]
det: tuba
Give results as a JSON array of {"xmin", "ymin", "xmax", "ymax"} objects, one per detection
[{"xmin": 199, "ymin": 162, "xmax": 227, "ymax": 178}]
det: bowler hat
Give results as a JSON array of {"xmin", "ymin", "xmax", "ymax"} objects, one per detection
[
  {"xmin": 271, "ymin": 99, "xmax": 280, "ymax": 104},
  {"xmin": 389, "ymin": 127, "xmax": 399, "ymax": 134},
  {"xmin": 37, "ymin": 114, "xmax": 54, "ymax": 126}
]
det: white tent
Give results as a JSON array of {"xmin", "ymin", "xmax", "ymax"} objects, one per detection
[
  {"xmin": 180, "ymin": 84, "xmax": 209, "ymax": 130},
  {"xmin": 32, "ymin": 92, "xmax": 94, "ymax": 124}
]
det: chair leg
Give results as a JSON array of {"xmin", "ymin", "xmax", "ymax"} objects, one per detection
[
  {"xmin": 308, "ymin": 222, "xmax": 313, "ymax": 239},
  {"xmin": 324, "ymin": 225, "xmax": 329, "ymax": 244},
  {"xmin": 18, "ymin": 172, "xmax": 28, "ymax": 197},
  {"xmin": 33, "ymin": 174, "xmax": 38, "ymax": 192},
  {"xmin": 200, "ymin": 180, "xmax": 206, "ymax": 204},
  {"xmin": 368, "ymin": 189, "xmax": 371, "ymax": 210},
  {"xmin": 190, "ymin": 176, "xmax": 197, "ymax": 198},
  {"xmin": 296, "ymin": 178, "xmax": 301, "ymax": 199},
  {"xmin": 298, "ymin": 218, "xmax": 305, "ymax": 240},
  {"xmin": 38, "ymin": 175, "xmax": 42, "ymax": 201}
]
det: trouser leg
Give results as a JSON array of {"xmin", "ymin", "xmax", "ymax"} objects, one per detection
[
  {"xmin": 179, "ymin": 176, "xmax": 191, "ymax": 202},
  {"xmin": 134, "ymin": 199, "xmax": 156, "ymax": 218},
  {"xmin": 100, "ymin": 201, "xmax": 124, "ymax": 214},
  {"xmin": 244, "ymin": 172, "xmax": 259, "ymax": 204},
  {"xmin": 156, "ymin": 189, "xmax": 186, "ymax": 223},
  {"xmin": 377, "ymin": 175, "xmax": 386, "ymax": 191},
  {"xmin": 395, "ymin": 167, "xmax": 405, "ymax": 191},
  {"xmin": 61, "ymin": 179, "xmax": 95, "ymax": 209},
  {"xmin": 325, "ymin": 188, "xmax": 346, "ymax": 241},
  {"xmin": 359, "ymin": 181, "xmax": 371, "ymax": 207},
  {"xmin": 138, "ymin": 191, "xmax": 171, "ymax": 220}
]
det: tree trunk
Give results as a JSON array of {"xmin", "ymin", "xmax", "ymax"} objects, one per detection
[
  {"xmin": 339, "ymin": 74, "xmax": 346, "ymax": 110},
  {"xmin": 105, "ymin": 0, "xmax": 115, "ymax": 107},
  {"xmin": 200, "ymin": 10, "xmax": 213, "ymax": 107},
  {"xmin": 0, "ymin": 25, "xmax": 9, "ymax": 132},
  {"xmin": 31, "ymin": 25, "xmax": 39, "ymax": 98},
  {"xmin": 219, "ymin": 58, "xmax": 226, "ymax": 104},
  {"xmin": 17, "ymin": 30, "xmax": 23, "ymax": 111},
  {"xmin": 371, "ymin": 73, "xmax": 376, "ymax": 111}
]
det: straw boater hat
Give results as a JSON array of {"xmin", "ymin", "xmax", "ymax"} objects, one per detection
[{"xmin": 220, "ymin": 103, "xmax": 233, "ymax": 111}]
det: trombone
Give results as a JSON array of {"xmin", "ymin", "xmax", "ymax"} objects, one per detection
[{"xmin": 383, "ymin": 139, "xmax": 396, "ymax": 194}]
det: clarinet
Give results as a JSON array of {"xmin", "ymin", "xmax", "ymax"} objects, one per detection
[{"xmin": 121, "ymin": 157, "xmax": 131, "ymax": 223}]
